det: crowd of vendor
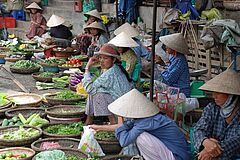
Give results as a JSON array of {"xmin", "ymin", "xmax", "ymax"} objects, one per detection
[{"xmin": 16, "ymin": 2, "xmax": 240, "ymax": 160}]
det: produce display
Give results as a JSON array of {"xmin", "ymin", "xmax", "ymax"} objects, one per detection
[
  {"xmin": 61, "ymin": 59, "xmax": 82, "ymax": 68},
  {"xmin": 0, "ymin": 126, "xmax": 40, "ymax": 140},
  {"xmin": 0, "ymin": 152, "xmax": 27, "ymax": 159},
  {"xmin": 1, "ymin": 116, "xmax": 22, "ymax": 127},
  {"xmin": 38, "ymin": 72, "xmax": 56, "ymax": 77},
  {"xmin": 69, "ymin": 73, "xmax": 83, "ymax": 87},
  {"xmin": 40, "ymin": 142, "xmax": 61, "ymax": 150},
  {"xmin": 0, "ymin": 93, "xmax": 9, "ymax": 107},
  {"xmin": 54, "ymin": 90, "xmax": 82, "ymax": 100},
  {"xmin": 42, "ymin": 58, "xmax": 65, "ymax": 66},
  {"xmin": 36, "ymin": 76, "xmax": 69, "ymax": 90},
  {"xmin": 18, "ymin": 113, "xmax": 49, "ymax": 127},
  {"xmin": 95, "ymin": 131, "xmax": 116, "ymax": 139},
  {"xmin": 11, "ymin": 60, "xmax": 40, "ymax": 69},
  {"xmin": 43, "ymin": 122, "xmax": 84, "ymax": 135},
  {"xmin": 69, "ymin": 55, "xmax": 88, "ymax": 61}
]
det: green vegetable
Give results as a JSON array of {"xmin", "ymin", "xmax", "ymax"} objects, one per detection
[
  {"xmin": 12, "ymin": 60, "xmax": 40, "ymax": 69},
  {"xmin": 2, "ymin": 119, "xmax": 9, "ymax": 126},
  {"xmin": 39, "ymin": 72, "xmax": 55, "ymax": 77},
  {"xmin": 18, "ymin": 113, "xmax": 27, "ymax": 124},
  {"xmin": 54, "ymin": 90, "xmax": 82, "ymax": 100},
  {"xmin": 35, "ymin": 150, "xmax": 66, "ymax": 160},
  {"xmin": 0, "ymin": 93, "xmax": 9, "ymax": 107},
  {"xmin": 20, "ymin": 153, "xmax": 27, "ymax": 158},
  {"xmin": 43, "ymin": 58, "xmax": 65, "ymax": 65},
  {"xmin": 44, "ymin": 122, "xmax": 84, "ymax": 135},
  {"xmin": 95, "ymin": 131, "xmax": 116, "ymax": 139}
]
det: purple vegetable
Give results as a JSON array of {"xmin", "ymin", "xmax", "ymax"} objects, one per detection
[{"xmin": 73, "ymin": 73, "xmax": 84, "ymax": 79}]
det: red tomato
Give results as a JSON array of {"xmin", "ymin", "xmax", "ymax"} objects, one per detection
[
  {"xmin": 70, "ymin": 60, "xmax": 76, "ymax": 64},
  {"xmin": 75, "ymin": 59, "xmax": 81, "ymax": 64}
]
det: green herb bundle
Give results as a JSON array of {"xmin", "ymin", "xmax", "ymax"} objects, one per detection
[
  {"xmin": 12, "ymin": 60, "xmax": 40, "ymax": 69},
  {"xmin": 44, "ymin": 122, "xmax": 84, "ymax": 135}
]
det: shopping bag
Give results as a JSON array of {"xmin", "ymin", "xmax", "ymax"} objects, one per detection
[{"xmin": 78, "ymin": 126, "xmax": 105, "ymax": 157}]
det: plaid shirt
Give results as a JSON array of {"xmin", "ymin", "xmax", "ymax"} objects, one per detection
[{"xmin": 193, "ymin": 102, "xmax": 240, "ymax": 159}]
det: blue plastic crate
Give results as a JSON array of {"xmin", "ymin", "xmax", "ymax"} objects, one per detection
[{"xmin": 11, "ymin": 10, "xmax": 26, "ymax": 21}]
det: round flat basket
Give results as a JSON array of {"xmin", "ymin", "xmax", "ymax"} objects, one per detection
[
  {"xmin": 223, "ymin": 0, "xmax": 240, "ymax": 10},
  {"xmin": 41, "ymin": 123, "xmax": 82, "ymax": 138},
  {"xmin": 58, "ymin": 64, "xmax": 82, "ymax": 70},
  {"xmin": 0, "ymin": 147, "xmax": 36, "ymax": 160},
  {"xmin": 31, "ymin": 137, "xmax": 80, "ymax": 152},
  {"xmin": 32, "ymin": 148, "xmax": 87, "ymax": 159},
  {"xmin": 45, "ymin": 105, "xmax": 85, "ymax": 118},
  {"xmin": 4, "ymin": 56, "xmax": 25, "ymax": 62},
  {"xmin": 0, "ymin": 126, "xmax": 42, "ymax": 147},
  {"xmin": 5, "ymin": 107, "xmax": 46, "ymax": 118},
  {"xmin": 69, "ymin": 55, "xmax": 88, "ymax": 61},
  {"xmin": 10, "ymin": 66, "xmax": 40, "ymax": 74},
  {"xmin": 32, "ymin": 72, "xmax": 61, "ymax": 82},
  {"xmin": 0, "ymin": 105, "xmax": 15, "ymax": 117},
  {"xmin": 7, "ymin": 94, "xmax": 42, "ymax": 107},
  {"xmin": 102, "ymin": 155, "xmax": 132, "ymax": 160},
  {"xmin": 0, "ymin": 100, "xmax": 12, "ymax": 110},
  {"xmin": 45, "ymin": 95, "xmax": 85, "ymax": 105},
  {"xmin": 97, "ymin": 140, "xmax": 122, "ymax": 154}
]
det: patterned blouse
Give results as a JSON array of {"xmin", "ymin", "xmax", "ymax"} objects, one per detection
[
  {"xmin": 82, "ymin": 64, "xmax": 133, "ymax": 100},
  {"xmin": 120, "ymin": 49, "xmax": 137, "ymax": 78},
  {"xmin": 193, "ymin": 102, "xmax": 240, "ymax": 159}
]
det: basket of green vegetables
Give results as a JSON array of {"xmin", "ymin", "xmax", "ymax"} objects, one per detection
[
  {"xmin": 45, "ymin": 90, "xmax": 85, "ymax": 105},
  {"xmin": 5, "ymin": 107, "xmax": 46, "ymax": 119},
  {"xmin": 41, "ymin": 122, "xmax": 84, "ymax": 138},
  {"xmin": 0, "ymin": 147, "xmax": 36, "ymax": 160},
  {"xmin": 32, "ymin": 72, "xmax": 61, "ymax": 82},
  {"xmin": 10, "ymin": 60, "xmax": 41, "ymax": 74},
  {"xmin": 0, "ymin": 125, "xmax": 42, "ymax": 147},
  {"xmin": 45, "ymin": 105, "xmax": 85, "ymax": 118},
  {"xmin": 95, "ymin": 131, "xmax": 122, "ymax": 154},
  {"xmin": 39, "ymin": 58, "xmax": 65, "ymax": 73}
]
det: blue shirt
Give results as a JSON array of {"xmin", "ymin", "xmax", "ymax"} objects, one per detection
[
  {"xmin": 115, "ymin": 114, "xmax": 191, "ymax": 160},
  {"xmin": 82, "ymin": 64, "xmax": 133, "ymax": 100},
  {"xmin": 161, "ymin": 53, "xmax": 191, "ymax": 97},
  {"xmin": 131, "ymin": 39, "xmax": 151, "ymax": 65},
  {"xmin": 193, "ymin": 102, "xmax": 240, "ymax": 159}
]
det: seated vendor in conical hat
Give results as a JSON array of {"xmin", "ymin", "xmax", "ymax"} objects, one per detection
[
  {"xmin": 90, "ymin": 89, "xmax": 191, "ymax": 160},
  {"xmin": 193, "ymin": 69, "xmax": 240, "ymax": 160}
]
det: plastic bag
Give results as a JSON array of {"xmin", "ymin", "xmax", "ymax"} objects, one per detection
[
  {"xmin": 78, "ymin": 126, "xmax": 105, "ymax": 157},
  {"xmin": 76, "ymin": 83, "xmax": 88, "ymax": 96}
]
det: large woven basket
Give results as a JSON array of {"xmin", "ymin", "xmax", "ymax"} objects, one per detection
[
  {"xmin": 97, "ymin": 139, "xmax": 122, "ymax": 154},
  {"xmin": 45, "ymin": 95, "xmax": 85, "ymax": 105},
  {"xmin": 10, "ymin": 66, "xmax": 40, "ymax": 74},
  {"xmin": 5, "ymin": 107, "xmax": 46, "ymax": 118},
  {"xmin": 31, "ymin": 137, "xmax": 80, "ymax": 152},
  {"xmin": 0, "ymin": 105, "xmax": 15, "ymax": 117},
  {"xmin": 7, "ymin": 94, "xmax": 42, "ymax": 107},
  {"xmin": 223, "ymin": 0, "xmax": 240, "ymax": 10},
  {"xmin": 32, "ymin": 148, "xmax": 87, "ymax": 159},
  {"xmin": 5, "ymin": 56, "xmax": 25, "ymax": 63},
  {"xmin": 32, "ymin": 72, "xmax": 61, "ymax": 82},
  {"xmin": 0, "ymin": 126, "xmax": 42, "ymax": 147},
  {"xmin": 45, "ymin": 105, "xmax": 85, "ymax": 118},
  {"xmin": 0, "ymin": 100, "xmax": 12, "ymax": 110},
  {"xmin": 41, "ymin": 123, "xmax": 82, "ymax": 138},
  {"xmin": 102, "ymin": 155, "xmax": 132, "ymax": 160},
  {"xmin": 0, "ymin": 147, "xmax": 36, "ymax": 160}
]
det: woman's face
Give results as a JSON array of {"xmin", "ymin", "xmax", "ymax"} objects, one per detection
[
  {"xmin": 88, "ymin": 16, "xmax": 97, "ymax": 24},
  {"xmin": 166, "ymin": 47, "xmax": 176, "ymax": 56},
  {"xmin": 90, "ymin": 28, "xmax": 99, "ymax": 36},
  {"xmin": 30, "ymin": 9, "xmax": 38, "ymax": 14},
  {"xmin": 154, "ymin": 55, "xmax": 165, "ymax": 66},
  {"xmin": 98, "ymin": 54, "xmax": 115, "ymax": 69},
  {"xmin": 212, "ymin": 92, "xmax": 229, "ymax": 106}
]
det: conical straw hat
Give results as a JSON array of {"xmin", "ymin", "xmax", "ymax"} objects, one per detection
[
  {"xmin": 84, "ymin": 21, "xmax": 106, "ymax": 32},
  {"xmin": 47, "ymin": 14, "xmax": 65, "ymax": 27},
  {"xmin": 200, "ymin": 69, "xmax": 240, "ymax": 95},
  {"xmin": 108, "ymin": 89, "xmax": 159, "ymax": 118},
  {"xmin": 26, "ymin": 2, "xmax": 42, "ymax": 10},
  {"xmin": 94, "ymin": 43, "xmax": 121, "ymax": 60},
  {"xmin": 114, "ymin": 22, "xmax": 139, "ymax": 38},
  {"xmin": 159, "ymin": 33, "xmax": 190, "ymax": 54},
  {"xmin": 84, "ymin": 9, "xmax": 101, "ymax": 20},
  {"xmin": 108, "ymin": 32, "xmax": 139, "ymax": 48}
]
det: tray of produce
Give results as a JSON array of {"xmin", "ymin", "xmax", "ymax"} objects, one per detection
[
  {"xmin": 0, "ymin": 125, "xmax": 42, "ymax": 147},
  {"xmin": 5, "ymin": 107, "xmax": 46, "ymax": 118},
  {"xmin": 32, "ymin": 72, "xmax": 62, "ymax": 82},
  {"xmin": 45, "ymin": 105, "xmax": 85, "ymax": 118},
  {"xmin": 9, "ymin": 60, "xmax": 40, "ymax": 74},
  {"xmin": 0, "ymin": 147, "xmax": 36, "ymax": 160},
  {"xmin": 39, "ymin": 58, "xmax": 65, "ymax": 67},
  {"xmin": 4, "ymin": 54, "xmax": 25, "ymax": 62},
  {"xmin": 32, "ymin": 148, "xmax": 87, "ymax": 160},
  {"xmin": 95, "ymin": 131, "xmax": 118, "ymax": 142},
  {"xmin": 0, "ymin": 94, "xmax": 12, "ymax": 110},
  {"xmin": 45, "ymin": 90, "xmax": 85, "ymax": 105},
  {"xmin": 41, "ymin": 122, "xmax": 84, "ymax": 138},
  {"xmin": 69, "ymin": 55, "xmax": 88, "ymax": 61},
  {"xmin": 7, "ymin": 93, "xmax": 42, "ymax": 107},
  {"xmin": 31, "ymin": 137, "xmax": 80, "ymax": 152}
]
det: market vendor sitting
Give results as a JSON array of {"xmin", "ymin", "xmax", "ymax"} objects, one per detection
[
  {"xmin": 26, "ymin": 2, "xmax": 47, "ymax": 39},
  {"xmin": 82, "ymin": 43, "xmax": 133, "ymax": 125},
  {"xmin": 46, "ymin": 14, "xmax": 73, "ymax": 47},
  {"xmin": 193, "ymin": 69, "xmax": 240, "ymax": 160},
  {"xmin": 90, "ymin": 89, "xmax": 191, "ymax": 160},
  {"xmin": 158, "ymin": 33, "xmax": 191, "ymax": 97}
]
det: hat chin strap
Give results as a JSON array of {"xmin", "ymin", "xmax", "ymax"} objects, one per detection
[{"xmin": 220, "ymin": 95, "xmax": 239, "ymax": 118}]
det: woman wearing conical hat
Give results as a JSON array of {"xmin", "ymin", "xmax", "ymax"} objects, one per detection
[
  {"xmin": 108, "ymin": 32, "xmax": 138, "ymax": 80},
  {"xmin": 193, "ymin": 69, "xmax": 240, "ymax": 160},
  {"xmin": 26, "ymin": 2, "xmax": 47, "ymax": 39},
  {"xmin": 89, "ymin": 89, "xmax": 191, "ymax": 160},
  {"xmin": 159, "ymin": 33, "xmax": 191, "ymax": 97}
]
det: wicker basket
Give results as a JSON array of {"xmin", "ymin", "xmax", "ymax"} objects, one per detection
[
  {"xmin": 31, "ymin": 137, "xmax": 80, "ymax": 152},
  {"xmin": 32, "ymin": 148, "xmax": 87, "ymax": 159},
  {"xmin": 0, "ymin": 147, "xmax": 36, "ymax": 160},
  {"xmin": 32, "ymin": 72, "xmax": 61, "ymax": 82},
  {"xmin": 10, "ymin": 66, "xmax": 40, "ymax": 74},
  {"xmin": 0, "ymin": 100, "xmax": 12, "ymax": 110},
  {"xmin": 45, "ymin": 95, "xmax": 85, "ymax": 105},
  {"xmin": 7, "ymin": 94, "xmax": 42, "ymax": 107},
  {"xmin": 68, "ymin": 55, "xmax": 88, "ymax": 61},
  {"xmin": 0, "ymin": 126, "xmax": 42, "ymax": 147},
  {"xmin": 45, "ymin": 105, "xmax": 85, "ymax": 118},
  {"xmin": 5, "ymin": 107, "xmax": 46, "ymax": 118},
  {"xmin": 223, "ymin": 0, "xmax": 240, "ymax": 10},
  {"xmin": 0, "ymin": 105, "xmax": 16, "ymax": 117},
  {"xmin": 97, "ymin": 140, "xmax": 122, "ymax": 154},
  {"xmin": 4, "ymin": 56, "xmax": 25, "ymax": 62},
  {"xmin": 41, "ymin": 123, "xmax": 82, "ymax": 138},
  {"xmin": 102, "ymin": 155, "xmax": 132, "ymax": 160}
]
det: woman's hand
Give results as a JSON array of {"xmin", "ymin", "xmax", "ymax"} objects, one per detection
[
  {"xmin": 89, "ymin": 124, "xmax": 102, "ymax": 132},
  {"xmin": 202, "ymin": 138, "xmax": 223, "ymax": 157},
  {"xmin": 85, "ymin": 56, "xmax": 99, "ymax": 70},
  {"xmin": 198, "ymin": 149, "xmax": 214, "ymax": 160}
]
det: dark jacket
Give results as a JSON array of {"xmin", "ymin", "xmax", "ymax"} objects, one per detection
[{"xmin": 49, "ymin": 25, "xmax": 72, "ymax": 40}]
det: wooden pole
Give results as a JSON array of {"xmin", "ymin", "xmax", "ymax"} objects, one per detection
[{"xmin": 150, "ymin": 0, "xmax": 157, "ymax": 101}]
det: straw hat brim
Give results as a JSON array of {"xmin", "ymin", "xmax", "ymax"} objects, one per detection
[
  {"xmin": 159, "ymin": 33, "xmax": 190, "ymax": 55},
  {"xmin": 47, "ymin": 15, "xmax": 65, "ymax": 27},
  {"xmin": 108, "ymin": 89, "xmax": 159, "ymax": 118},
  {"xmin": 84, "ymin": 9, "xmax": 101, "ymax": 20},
  {"xmin": 108, "ymin": 32, "xmax": 139, "ymax": 48},
  {"xmin": 200, "ymin": 69, "xmax": 240, "ymax": 95},
  {"xmin": 94, "ymin": 51, "xmax": 121, "ymax": 60},
  {"xmin": 84, "ymin": 22, "xmax": 106, "ymax": 32},
  {"xmin": 114, "ymin": 23, "xmax": 139, "ymax": 38},
  {"xmin": 26, "ymin": 2, "xmax": 42, "ymax": 10}
]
